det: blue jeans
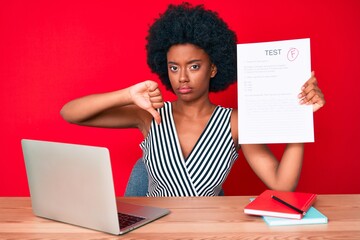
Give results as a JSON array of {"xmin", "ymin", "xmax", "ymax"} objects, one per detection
[{"xmin": 124, "ymin": 159, "xmax": 149, "ymax": 196}]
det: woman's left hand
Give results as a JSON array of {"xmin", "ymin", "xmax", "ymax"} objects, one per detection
[{"xmin": 298, "ymin": 71, "xmax": 326, "ymax": 112}]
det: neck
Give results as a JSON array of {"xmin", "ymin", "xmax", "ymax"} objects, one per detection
[{"xmin": 172, "ymin": 99, "xmax": 215, "ymax": 119}]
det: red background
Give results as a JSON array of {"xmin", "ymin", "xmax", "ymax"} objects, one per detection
[{"xmin": 1, "ymin": 0, "xmax": 359, "ymax": 196}]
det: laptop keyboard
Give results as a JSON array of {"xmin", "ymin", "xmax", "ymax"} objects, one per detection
[{"xmin": 118, "ymin": 212, "xmax": 146, "ymax": 229}]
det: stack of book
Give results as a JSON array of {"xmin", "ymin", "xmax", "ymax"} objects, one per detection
[{"xmin": 244, "ymin": 190, "xmax": 328, "ymax": 226}]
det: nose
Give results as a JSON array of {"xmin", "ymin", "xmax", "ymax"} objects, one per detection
[{"xmin": 179, "ymin": 68, "xmax": 189, "ymax": 83}]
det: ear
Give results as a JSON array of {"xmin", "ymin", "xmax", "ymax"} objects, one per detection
[{"xmin": 210, "ymin": 64, "xmax": 217, "ymax": 78}]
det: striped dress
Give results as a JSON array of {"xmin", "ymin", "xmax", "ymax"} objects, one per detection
[{"xmin": 140, "ymin": 102, "xmax": 238, "ymax": 196}]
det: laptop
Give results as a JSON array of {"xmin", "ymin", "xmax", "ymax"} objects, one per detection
[{"xmin": 21, "ymin": 139, "xmax": 170, "ymax": 235}]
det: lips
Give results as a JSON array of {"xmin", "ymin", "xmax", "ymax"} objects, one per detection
[{"xmin": 178, "ymin": 86, "xmax": 192, "ymax": 94}]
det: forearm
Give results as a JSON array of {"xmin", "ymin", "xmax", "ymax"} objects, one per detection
[
  {"xmin": 243, "ymin": 143, "xmax": 304, "ymax": 191},
  {"xmin": 60, "ymin": 88, "xmax": 132, "ymax": 124},
  {"xmin": 273, "ymin": 143, "xmax": 304, "ymax": 191}
]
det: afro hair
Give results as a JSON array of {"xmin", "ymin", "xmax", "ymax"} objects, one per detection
[{"xmin": 146, "ymin": 2, "xmax": 237, "ymax": 92}]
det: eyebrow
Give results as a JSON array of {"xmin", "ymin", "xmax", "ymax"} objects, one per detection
[{"xmin": 167, "ymin": 59, "xmax": 202, "ymax": 65}]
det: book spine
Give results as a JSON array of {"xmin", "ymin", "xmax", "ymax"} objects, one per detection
[{"xmin": 302, "ymin": 194, "xmax": 317, "ymax": 212}]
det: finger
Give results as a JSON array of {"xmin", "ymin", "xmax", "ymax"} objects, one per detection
[
  {"xmin": 301, "ymin": 89, "xmax": 325, "ymax": 109},
  {"xmin": 298, "ymin": 87, "xmax": 314, "ymax": 101},
  {"xmin": 148, "ymin": 87, "xmax": 162, "ymax": 97},
  {"xmin": 302, "ymin": 78, "xmax": 317, "ymax": 92},
  {"xmin": 301, "ymin": 88, "xmax": 323, "ymax": 104},
  {"xmin": 314, "ymin": 102, "xmax": 325, "ymax": 112},
  {"xmin": 312, "ymin": 96, "xmax": 326, "ymax": 112},
  {"xmin": 144, "ymin": 80, "xmax": 159, "ymax": 92},
  {"xmin": 149, "ymin": 91, "xmax": 163, "ymax": 100},
  {"xmin": 311, "ymin": 70, "xmax": 315, "ymax": 78},
  {"xmin": 152, "ymin": 101, "xmax": 164, "ymax": 109},
  {"xmin": 146, "ymin": 107, "xmax": 161, "ymax": 125},
  {"xmin": 150, "ymin": 97, "xmax": 164, "ymax": 107},
  {"xmin": 300, "ymin": 89, "xmax": 317, "ymax": 104},
  {"xmin": 299, "ymin": 73, "xmax": 315, "ymax": 100},
  {"xmin": 311, "ymin": 92, "xmax": 325, "ymax": 106},
  {"xmin": 301, "ymin": 71, "xmax": 317, "ymax": 90},
  {"xmin": 147, "ymin": 85, "xmax": 163, "ymax": 105},
  {"xmin": 301, "ymin": 80, "xmax": 320, "ymax": 101},
  {"xmin": 149, "ymin": 92, "xmax": 164, "ymax": 108},
  {"xmin": 309, "ymin": 94, "xmax": 320, "ymax": 104}
]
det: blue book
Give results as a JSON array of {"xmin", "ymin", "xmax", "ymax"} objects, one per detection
[{"xmin": 262, "ymin": 206, "xmax": 328, "ymax": 226}]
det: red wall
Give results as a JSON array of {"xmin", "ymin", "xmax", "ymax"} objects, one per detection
[{"xmin": 1, "ymin": 0, "xmax": 359, "ymax": 196}]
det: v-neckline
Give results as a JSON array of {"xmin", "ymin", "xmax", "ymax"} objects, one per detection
[{"xmin": 169, "ymin": 102, "xmax": 218, "ymax": 162}]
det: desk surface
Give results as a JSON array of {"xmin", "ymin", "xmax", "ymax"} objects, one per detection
[{"xmin": 0, "ymin": 195, "xmax": 359, "ymax": 239}]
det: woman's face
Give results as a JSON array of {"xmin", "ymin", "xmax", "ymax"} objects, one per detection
[{"xmin": 166, "ymin": 43, "xmax": 217, "ymax": 102}]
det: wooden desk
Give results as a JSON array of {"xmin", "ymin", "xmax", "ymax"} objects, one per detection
[{"xmin": 0, "ymin": 195, "xmax": 359, "ymax": 239}]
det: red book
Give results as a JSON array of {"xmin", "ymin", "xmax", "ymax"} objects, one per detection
[{"xmin": 244, "ymin": 190, "xmax": 317, "ymax": 219}]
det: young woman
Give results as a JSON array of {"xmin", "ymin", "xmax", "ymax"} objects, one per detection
[{"xmin": 61, "ymin": 3, "xmax": 325, "ymax": 196}]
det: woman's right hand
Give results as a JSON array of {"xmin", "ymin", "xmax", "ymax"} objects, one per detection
[{"xmin": 129, "ymin": 80, "xmax": 164, "ymax": 124}]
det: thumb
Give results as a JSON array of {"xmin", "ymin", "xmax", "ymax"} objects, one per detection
[{"xmin": 146, "ymin": 107, "xmax": 161, "ymax": 125}]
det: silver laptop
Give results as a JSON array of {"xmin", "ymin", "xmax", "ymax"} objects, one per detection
[{"xmin": 21, "ymin": 139, "xmax": 170, "ymax": 235}]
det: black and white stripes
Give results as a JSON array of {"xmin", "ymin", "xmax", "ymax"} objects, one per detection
[{"xmin": 140, "ymin": 102, "xmax": 238, "ymax": 197}]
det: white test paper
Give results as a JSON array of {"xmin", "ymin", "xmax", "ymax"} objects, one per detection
[{"xmin": 237, "ymin": 38, "xmax": 314, "ymax": 144}]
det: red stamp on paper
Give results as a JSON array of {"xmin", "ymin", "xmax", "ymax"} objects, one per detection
[{"xmin": 287, "ymin": 48, "xmax": 299, "ymax": 61}]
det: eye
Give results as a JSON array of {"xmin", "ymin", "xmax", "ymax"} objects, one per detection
[
  {"xmin": 190, "ymin": 64, "xmax": 200, "ymax": 70},
  {"xmin": 169, "ymin": 65, "xmax": 178, "ymax": 72}
]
